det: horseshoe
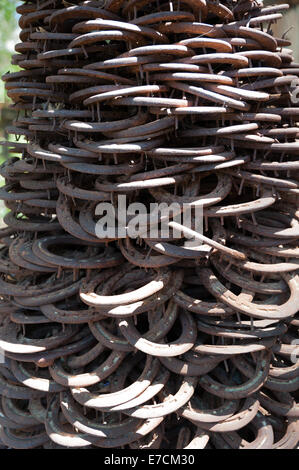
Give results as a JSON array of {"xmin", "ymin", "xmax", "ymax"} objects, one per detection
[
  {"xmin": 70, "ymin": 356, "xmax": 160, "ymax": 408},
  {"xmin": 198, "ymin": 350, "xmax": 271, "ymax": 399},
  {"xmin": 118, "ymin": 309, "xmax": 197, "ymax": 357}
]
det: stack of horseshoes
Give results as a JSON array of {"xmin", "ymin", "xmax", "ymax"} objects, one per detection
[{"xmin": 0, "ymin": 0, "xmax": 298, "ymax": 449}]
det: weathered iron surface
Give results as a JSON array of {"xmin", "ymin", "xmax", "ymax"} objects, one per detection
[{"xmin": 0, "ymin": 0, "xmax": 298, "ymax": 449}]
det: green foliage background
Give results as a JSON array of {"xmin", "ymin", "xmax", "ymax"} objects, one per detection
[{"xmin": 0, "ymin": 0, "xmax": 19, "ymax": 105}]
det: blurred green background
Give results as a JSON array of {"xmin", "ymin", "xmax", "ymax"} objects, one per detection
[
  {"xmin": 0, "ymin": 0, "xmax": 20, "ymax": 222},
  {"xmin": 0, "ymin": 0, "xmax": 20, "ymax": 164},
  {"xmin": 0, "ymin": 0, "xmax": 298, "ymax": 222}
]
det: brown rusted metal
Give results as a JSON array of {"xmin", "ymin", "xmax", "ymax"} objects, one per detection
[{"xmin": 0, "ymin": 0, "xmax": 298, "ymax": 450}]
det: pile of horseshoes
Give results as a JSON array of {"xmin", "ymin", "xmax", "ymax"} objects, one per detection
[{"xmin": 0, "ymin": 0, "xmax": 298, "ymax": 449}]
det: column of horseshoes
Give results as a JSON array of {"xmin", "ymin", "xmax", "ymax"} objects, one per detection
[{"xmin": 0, "ymin": 0, "xmax": 298, "ymax": 449}]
